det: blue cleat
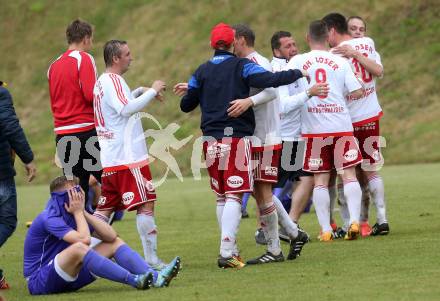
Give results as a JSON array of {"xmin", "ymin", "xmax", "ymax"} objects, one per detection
[
  {"xmin": 154, "ymin": 256, "xmax": 181, "ymax": 288},
  {"xmin": 134, "ymin": 272, "xmax": 153, "ymax": 290}
]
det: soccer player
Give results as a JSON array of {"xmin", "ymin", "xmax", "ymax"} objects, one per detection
[
  {"xmin": 23, "ymin": 176, "xmax": 180, "ymax": 295},
  {"xmin": 270, "ymin": 31, "xmax": 327, "ymax": 227},
  {"xmin": 324, "ymin": 13, "xmax": 389, "ymax": 236},
  {"xmin": 228, "ymin": 24, "xmax": 311, "ymax": 264},
  {"xmin": 48, "ymin": 19, "xmax": 102, "ymax": 210},
  {"xmin": 175, "ymin": 22, "xmax": 305, "ymax": 268},
  {"xmin": 284, "ymin": 20, "xmax": 364, "ymax": 241},
  {"xmin": 92, "ymin": 40, "xmax": 171, "ymax": 270},
  {"xmin": 0, "ymin": 81, "xmax": 37, "ymax": 289}
]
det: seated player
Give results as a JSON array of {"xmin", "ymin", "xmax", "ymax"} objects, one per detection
[{"xmin": 23, "ymin": 176, "xmax": 180, "ymax": 295}]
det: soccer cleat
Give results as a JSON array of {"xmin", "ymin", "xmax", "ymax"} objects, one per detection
[
  {"xmin": 279, "ymin": 226, "xmax": 290, "ymax": 243},
  {"xmin": 0, "ymin": 275, "xmax": 10, "ymax": 290},
  {"xmin": 218, "ymin": 255, "xmax": 246, "ymax": 269},
  {"xmin": 134, "ymin": 272, "xmax": 154, "ymax": 290},
  {"xmin": 287, "ymin": 229, "xmax": 309, "ymax": 260},
  {"xmin": 154, "ymin": 256, "xmax": 181, "ymax": 287},
  {"xmin": 344, "ymin": 223, "xmax": 360, "ymax": 240},
  {"xmin": 246, "ymin": 251, "xmax": 284, "ymax": 265},
  {"xmin": 255, "ymin": 228, "xmax": 267, "ymax": 245},
  {"xmin": 333, "ymin": 227, "xmax": 346, "ymax": 239},
  {"xmin": 370, "ymin": 223, "xmax": 390, "ymax": 236},
  {"xmin": 360, "ymin": 222, "xmax": 372, "ymax": 237},
  {"xmin": 319, "ymin": 231, "xmax": 333, "ymax": 242},
  {"xmin": 242, "ymin": 209, "xmax": 249, "ymax": 218}
]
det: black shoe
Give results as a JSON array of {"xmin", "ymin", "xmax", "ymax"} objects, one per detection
[
  {"xmin": 255, "ymin": 228, "xmax": 267, "ymax": 245},
  {"xmin": 333, "ymin": 227, "xmax": 347, "ymax": 239},
  {"xmin": 134, "ymin": 272, "xmax": 154, "ymax": 290},
  {"xmin": 246, "ymin": 251, "xmax": 284, "ymax": 265},
  {"xmin": 278, "ymin": 226, "xmax": 290, "ymax": 243},
  {"xmin": 217, "ymin": 255, "xmax": 246, "ymax": 269},
  {"xmin": 287, "ymin": 229, "xmax": 309, "ymax": 260},
  {"xmin": 371, "ymin": 223, "xmax": 390, "ymax": 236},
  {"xmin": 242, "ymin": 210, "xmax": 249, "ymax": 218}
]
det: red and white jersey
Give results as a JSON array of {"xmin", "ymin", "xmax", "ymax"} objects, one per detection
[
  {"xmin": 48, "ymin": 50, "xmax": 97, "ymax": 134},
  {"xmin": 247, "ymin": 51, "xmax": 281, "ymax": 149},
  {"xmin": 285, "ymin": 50, "xmax": 362, "ymax": 137},
  {"xmin": 93, "ymin": 73, "xmax": 148, "ymax": 171},
  {"xmin": 272, "ymin": 56, "xmax": 309, "ymax": 141},
  {"xmin": 334, "ymin": 37, "xmax": 383, "ymax": 125}
]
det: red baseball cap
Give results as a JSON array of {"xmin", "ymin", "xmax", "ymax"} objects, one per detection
[{"xmin": 210, "ymin": 23, "xmax": 234, "ymax": 49}]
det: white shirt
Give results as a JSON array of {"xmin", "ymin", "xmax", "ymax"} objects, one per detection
[
  {"xmin": 334, "ymin": 37, "xmax": 383, "ymax": 125},
  {"xmin": 247, "ymin": 51, "xmax": 281, "ymax": 148},
  {"xmin": 272, "ymin": 56, "xmax": 309, "ymax": 141},
  {"xmin": 285, "ymin": 50, "xmax": 362, "ymax": 137},
  {"xmin": 93, "ymin": 73, "xmax": 154, "ymax": 171}
]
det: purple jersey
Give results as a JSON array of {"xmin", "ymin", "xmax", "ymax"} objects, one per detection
[{"xmin": 23, "ymin": 209, "xmax": 73, "ymax": 278}]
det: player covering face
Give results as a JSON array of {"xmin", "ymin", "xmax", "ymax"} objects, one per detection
[{"xmin": 23, "ymin": 177, "xmax": 180, "ymax": 295}]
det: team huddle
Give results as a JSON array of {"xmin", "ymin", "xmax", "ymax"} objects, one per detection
[{"xmin": 21, "ymin": 12, "xmax": 388, "ymax": 296}]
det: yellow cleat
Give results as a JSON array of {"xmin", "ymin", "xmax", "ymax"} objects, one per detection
[
  {"xmin": 319, "ymin": 231, "xmax": 333, "ymax": 242},
  {"xmin": 344, "ymin": 223, "xmax": 360, "ymax": 240}
]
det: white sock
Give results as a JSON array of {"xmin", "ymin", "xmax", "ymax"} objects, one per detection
[
  {"xmin": 272, "ymin": 195, "xmax": 298, "ymax": 239},
  {"xmin": 360, "ymin": 184, "xmax": 370, "ymax": 222},
  {"xmin": 343, "ymin": 180, "xmax": 362, "ymax": 225},
  {"xmin": 313, "ymin": 185, "xmax": 332, "ymax": 233},
  {"xmin": 136, "ymin": 212, "xmax": 160, "ymax": 265},
  {"xmin": 368, "ymin": 174, "xmax": 387, "ymax": 224},
  {"xmin": 220, "ymin": 197, "xmax": 242, "ymax": 258},
  {"xmin": 329, "ymin": 184, "xmax": 337, "ymax": 222},
  {"xmin": 259, "ymin": 202, "xmax": 281, "ymax": 255},
  {"xmin": 337, "ymin": 184, "xmax": 350, "ymax": 231},
  {"xmin": 216, "ymin": 198, "xmax": 225, "ymax": 230}
]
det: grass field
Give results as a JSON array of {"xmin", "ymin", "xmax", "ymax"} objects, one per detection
[{"xmin": 1, "ymin": 163, "xmax": 440, "ymax": 301}]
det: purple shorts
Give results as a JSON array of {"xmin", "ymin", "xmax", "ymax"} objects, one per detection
[{"xmin": 27, "ymin": 257, "xmax": 95, "ymax": 295}]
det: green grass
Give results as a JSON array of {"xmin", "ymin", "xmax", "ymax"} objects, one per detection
[
  {"xmin": 1, "ymin": 163, "xmax": 440, "ymax": 301},
  {"xmin": 1, "ymin": 0, "xmax": 440, "ymax": 184}
]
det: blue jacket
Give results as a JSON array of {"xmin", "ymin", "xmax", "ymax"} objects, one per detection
[
  {"xmin": 180, "ymin": 50, "xmax": 303, "ymax": 139},
  {"xmin": 0, "ymin": 86, "xmax": 34, "ymax": 180}
]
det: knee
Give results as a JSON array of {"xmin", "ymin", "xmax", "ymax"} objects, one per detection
[{"xmin": 71, "ymin": 242, "xmax": 91, "ymax": 257}]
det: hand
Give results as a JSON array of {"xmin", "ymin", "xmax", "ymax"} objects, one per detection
[
  {"xmin": 151, "ymin": 80, "xmax": 166, "ymax": 95},
  {"xmin": 25, "ymin": 161, "xmax": 36, "ymax": 182},
  {"xmin": 308, "ymin": 82, "xmax": 329, "ymax": 97},
  {"xmin": 333, "ymin": 45, "xmax": 357, "ymax": 58},
  {"xmin": 173, "ymin": 83, "xmax": 188, "ymax": 97},
  {"xmin": 301, "ymin": 69, "xmax": 311, "ymax": 83},
  {"xmin": 65, "ymin": 187, "xmax": 85, "ymax": 215},
  {"xmin": 227, "ymin": 98, "xmax": 253, "ymax": 117}
]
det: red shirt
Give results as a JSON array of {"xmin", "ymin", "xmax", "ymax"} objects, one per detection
[{"xmin": 48, "ymin": 50, "xmax": 97, "ymax": 134}]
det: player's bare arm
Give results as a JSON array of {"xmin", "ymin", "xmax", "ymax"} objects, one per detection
[
  {"xmin": 348, "ymin": 87, "xmax": 365, "ymax": 100},
  {"xmin": 84, "ymin": 211, "xmax": 118, "ymax": 243},
  {"xmin": 333, "ymin": 44, "xmax": 383, "ymax": 77},
  {"xmin": 63, "ymin": 188, "xmax": 91, "ymax": 245}
]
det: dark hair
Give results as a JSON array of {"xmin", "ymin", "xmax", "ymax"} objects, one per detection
[
  {"xmin": 271, "ymin": 31, "xmax": 292, "ymax": 52},
  {"xmin": 232, "ymin": 24, "xmax": 255, "ymax": 47},
  {"xmin": 322, "ymin": 12, "xmax": 348, "ymax": 34},
  {"xmin": 308, "ymin": 20, "xmax": 329, "ymax": 43},
  {"xmin": 50, "ymin": 176, "xmax": 78, "ymax": 193},
  {"xmin": 66, "ymin": 19, "xmax": 93, "ymax": 44},
  {"xmin": 347, "ymin": 15, "xmax": 367, "ymax": 30},
  {"xmin": 103, "ymin": 40, "xmax": 127, "ymax": 67}
]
